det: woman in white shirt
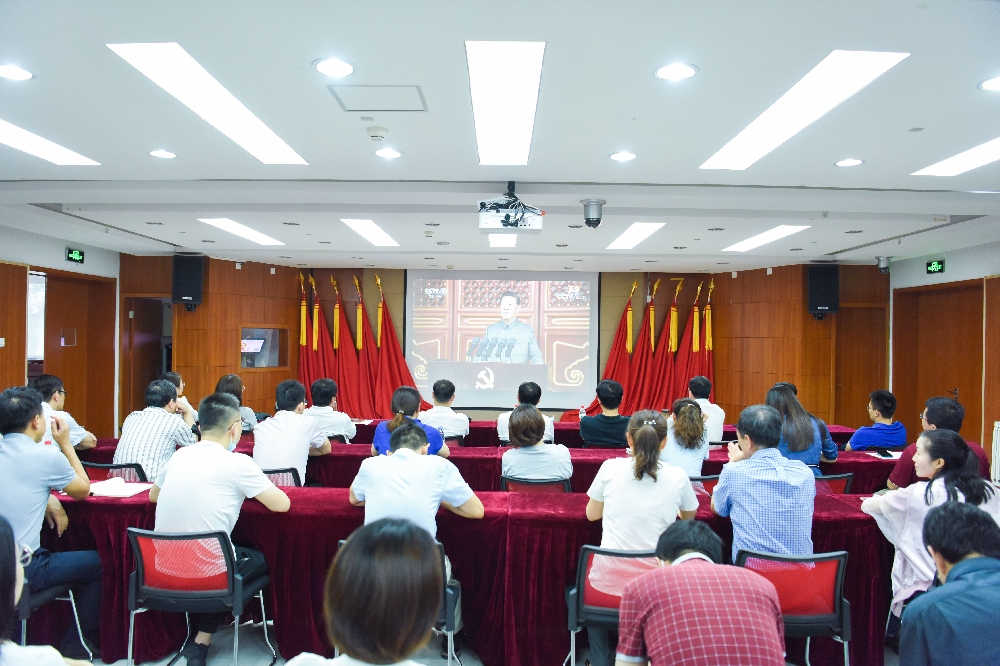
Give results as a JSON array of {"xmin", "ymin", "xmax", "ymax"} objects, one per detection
[
  {"xmin": 501, "ymin": 404, "xmax": 572, "ymax": 481},
  {"xmin": 286, "ymin": 518, "xmax": 442, "ymax": 666},
  {"xmin": 661, "ymin": 398, "xmax": 710, "ymax": 477},
  {"xmin": 584, "ymin": 410, "xmax": 699, "ymax": 666},
  {"xmin": 216, "ymin": 374, "xmax": 256, "ymax": 431}
]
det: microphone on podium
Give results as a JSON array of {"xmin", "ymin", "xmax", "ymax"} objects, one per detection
[
  {"xmin": 504, "ymin": 338, "xmax": 516, "ymax": 359},
  {"xmin": 474, "ymin": 337, "xmax": 490, "ymax": 359},
  {"xmin": 483, "ymin": 337, "xmax": 499, "ymax": 358},
  {"xmin": 467, "ymin": 337, "xmax": 481, "ymax": 360},
  {"xmin": 495, "ymin": 337, "xmax": 508, "ymax": 359}
]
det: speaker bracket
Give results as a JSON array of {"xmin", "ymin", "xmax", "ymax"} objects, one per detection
[
  {"xmin": 184, "ymin": 304, "xmax": 198, "ymax": 312},
  {"xmin": 813, "ymin": 313, "xmax": 825, "ymax": 320}
]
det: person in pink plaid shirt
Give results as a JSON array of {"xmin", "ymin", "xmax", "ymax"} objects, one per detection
[{"xmin": 614, "ymin": 520, "xmax": 786, "ymax": 666}]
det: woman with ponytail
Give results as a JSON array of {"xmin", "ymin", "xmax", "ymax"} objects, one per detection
[
  {"xmin": 662, "ymin": 398, "xmax": 710, "ymax": 476},
  {"xmin": 863, "ymin": 429, "xmax": 1000, "ymax": 630},
  {"xmin": 371, "ymin": 387, "xmax": 449, "ymax": 458},
  {"xmin": 584, "ymin": 410, "xmax": 699, "ymax": 666}
]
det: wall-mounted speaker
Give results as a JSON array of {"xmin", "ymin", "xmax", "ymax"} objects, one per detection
[
  {"xmin": 172, "ymin": 255, "xmax": 204, "ymax": 311},
  {"xmin": 808, "ymin": 265, "xmax": 839, "ymax": 319}
]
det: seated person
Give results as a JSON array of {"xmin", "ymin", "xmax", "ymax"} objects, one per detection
[
  {"xmin": 253, "ymin": 380, "xmax": 330, "ymax": 484},
  {"xmin": 285, "ymin": 518, "xmax": 443, "ymax": 666},
  {"xmin": 765, "ymin": 382, "xmax": 837, "ymax": 474},
  {"xmin": 0, "ymin": 387, "xmax": 101, "ymax": 659},
  {"xmin": 29, "ymin": 374, "xmax": 96, "ymax": 450},
  {"xmin": 580, "ymin": 379, "xmax": 629, "ymax": 447},
  {"xmin": 215, "ymin": 373, "xmax": 257, "ymax": 431},
  {"xmin": 900, "ymin": 501, "xmax": 1000, "ymax": 666},
  {"xmin": 685, "ymin": 375, "xmax": 726, "ymax": 443},
  {"xmin": 158, "ymin": 371, "xmax": 198, "ymax": 422},
  {"xmin": 303, "ymin": 378, "xmax": 356, "ymax": 442},
  {"xmin": 501, "ymin": 404, "xmax": 572, "ymax": 481},
  {"xmin": 419, "ymin": 379, "xmax": 471, "ymax": 439},
  {"xmin": 661, "ymin": 398, "xmax": 710, "ymax": 477},
  {"xmin": 712, "ymin": 405, "xmax": 816, "ymax": 562},
  {"xmin": 150, "ymin": 392, "xmax": 290, "ymax": 666},
  {"xmin": 371, "ymin": 386, "xmax": 449, "ymax": 457},
  {"xmin": 113, "ymin": 379, "xmax": 197, "ymax": 479},
  {"xmin": 497, "ymin": 381, "xmax": 553, "ymax": 444},
  {"xmin": 888, "ymin": 397, "xmax": 990, "ymax": 490},
  {"xmin": 616, "ymin": 520, "xmax": 786, "ymax": 666},
  {"xmin": 846, "ymin": 389, "xmax": 907, "ymax": 451}
]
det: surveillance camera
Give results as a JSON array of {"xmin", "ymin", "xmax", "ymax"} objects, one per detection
[
  {"xmin": 876, "ymin": 256, "xmax": 890, "ymax": 274},
  {"xmin": 581, "ymin": 199, "xmax": 606, "ymax": 229}
]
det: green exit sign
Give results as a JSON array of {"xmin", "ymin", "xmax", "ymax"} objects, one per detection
[
  {"xmin": 926, "ymin": 259, "xmax": 945, "ymax": 274},
  {"xmin": 65, "ymin": 247, "xmax": 85, "ymax": 264}
]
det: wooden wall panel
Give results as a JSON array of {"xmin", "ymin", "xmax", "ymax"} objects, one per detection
[
  {"xmin": 85, "ymin": 279, "xmax": 117, "ymax": 437},
  {"xmin": 984, "ymin": 277, "xmax": 1000, "ymax": 464},
  {"xmin": 120, "ymin": 254, "xmax": 172, "ymax": 294},
  {"xmin": 44, "ymin": 277, "xmax": 91, "ymax": 425},
  {"xmin": 0, "ymin": 262, "xmax": 28, "ymax": 389},
  {"xmin": 834, "ymin": 265, "xmax": 889, "ymax": 428},
  {"xmin": 892, "ymin": 291, "xmax": 920, "ymax": 442}
]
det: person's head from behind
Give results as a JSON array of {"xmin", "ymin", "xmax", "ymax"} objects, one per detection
[
  {"xmin": 923, "ymin": 501, "xmax": 1000, "ymax": 583},
  {"xmin": 29, "ymin": 374, "xmax": 65, "ymax": 409},
  {"xmin": 656, "ymin": 519, "xmax": 723, "ymax": 565},
  {"xmin": 325, "ymin": 518, "xmax": 442, "ymax": 663},
  {"xmin": 914, "ymin": 429, "xmax": 994, "ymax": 507},
  {"xmin": 0, "ymin": 515, "xmax": 25, "ymax": 643},
  {"xmin": 671, "ymin": 398, "xmax": 705, "ymax": 449},
  {"xmin": 158, "ymin": 372, "xmax": 185, "ymax": 397},
  {"xmin": 765, "ymin": 382, "xmax": 813, "ymax": 452},
  {"xmin": 198, "ymin": 393, "xmax": 243, "ymax": 446},
  {"xmin": 310, "ymin": 378, "xmax": 338, "ymax": 408},
  {"xmin": 509, "ymin": 404, "xmax": 546, "ymax": 448},
  {"xmin": 627, "ymin": 410, "xmax": 666, "ymax": 482},
  {"xmin": 432, "ymin": 379, "xmax": 456, "ymax": 407},
  {"xmin": 275, "ymin": 380, "xmax": 307, "ymax": 413},
  {"xmin": 0, "ymin": 387, "xmax": 47, "ymax": 441},
  {"xmin": 595, "ymin": 379, "xmax": 623, "ymax": 411},
  {"xmin": 145, "ymin": 379, "xmax": 178, "ymax": 412},
  {"xmin": 389, "ymin": 422, "xmax": 430, "ymax": 455},
  {"xmin": 215, "ymin": 374, "xmax": 245, "ymax": 406},
  {"xmin": 867, "ymin": 389, "xmax": 896, "ymax": 422},
  {"xmin": 735, "ymin": 405, "xmax": 782, "ymax": 453},
  {"xmin": 687, "ymin": 376, "xmax": 712, "ymax": 400},
  {"xmin": 517, "ymin": 381, "xmax": 542, "ymax": 407},
  {"xmin": 499, "ymin": 290, "xmax": 521, "ymax": 323},
  {"xmin": 922, "ymin": 397, "xmax": 964, "ymax": 432},
  {"xmin": 388, "ymin": 386, "xmax": 422, "ymax": 432}
]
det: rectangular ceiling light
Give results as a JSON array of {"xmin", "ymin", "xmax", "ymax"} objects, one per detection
[
  {"xmin": 341, "ymin": 219, "xmax": 399, "ymax": 247},
  {"xmin": 607, "ymin": 222, "xmax": 665, "ymax": 250},
  {"xmin": 912, "ymin": 136, "xmax": 1000, "ymax": 176},
  {"xmin": 0, "ymin": 118, "xmax": 99, "ymax": 165},
  {"xmin": 107, "ymin": 42, "xmax": 307, "ymax": 165},
  {"xmin": 700, "ymin": 50, "xmax": 909, "ymax": 170},
  {"xmin": 198, "ymin": 218, "xmax": 284, "ymax": 245},
  {"xmin": 465, "ymin": 41, "xmax": 545, "ymax": 165},
  {"xmin": 489, "ymin": 233, "xmax": 517, "ymax": 248},
  {"xmin": 722, "ymin": 225, "xmax": 810, "ymax": 252}
]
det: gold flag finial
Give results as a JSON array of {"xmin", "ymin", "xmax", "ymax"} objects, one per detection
[
  {"xmin": 651, "ymin": 278, "xmax": 661, "ymax": 297},
  {"xmin": 374, "ymin": 273, "xmax": 383, "ymax": 294},
  {"xmin": 353, "ymin": 274, "xmax": 362, "ymax": 297},
  {"xmin": 298, "ymin": 271, "xmax": 304, "ymax": 288},
  {"xmin": 694, "ymin": 281, "xmax": 703, "ymax": 302},
  {"xmin": 330, "ymin": 275, "xmax": 339, "ymax": 295},
  {"xmin": 673, "ymin": 278, "xmax": 684, "ymax": 299},
  {"xmin": 706, "ymin": 278, "xmax": 715, "ymax": 302},
  {"xmin": 308, "ymin": 274, "xmax": 316, "ymax": 290},
  {"xmin": 629, "ymin": 280, "xmax": 638, "ymax": 299}
]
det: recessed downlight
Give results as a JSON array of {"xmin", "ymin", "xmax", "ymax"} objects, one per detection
[
  {"xmin": 375, "ymin": 147, "xmax": 401, "ymax": 159},
  {"xmin": 610, "ymin": 151, "xmax": 636, "ymax": 162},
  {"xmin": 0, "ymin": 65, "xmax": 33, "ymax": 81},
  {"xmin": 836, "ymin": 158, "xmax": 863, "ymax": 167},
  {"xmin": 150, "ymin": 149, "xmax": 175, "ymax": 158},
  {"xmin": 655, "ymin": 63, "xmax": 697, "ymax": 81},
  {"xmin": 437, "ymin": 241, "xmax": 450, "ymax": 246},
  {"xmin": 315, "ymin": 58, "xmax": 355, "ymax": 78},
  {"xmin": 980, "ymin": 76, "xmax": 1000, "ymax": 91}
]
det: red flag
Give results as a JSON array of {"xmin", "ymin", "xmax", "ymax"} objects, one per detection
[
  {"xmin": 671, "ymin": 282, "xmax": 703, "ymax": 403},
  {"xmin": 646, "ymin": 281, "xmax": 681, "ymax": 412},
  {"xmin": 353, "ymin": 276, "xmax": 379, "ymax": 419},
  {"xmin": 373, "ymin": 275, "xmax": 431, "ymax": 418},
  {"xmin": 330, "ymin": 278, "xmax": 362, "ymax": 418},
  {"xmin": 297, "ymin": 275, "xmax": 314, "ymax": 398},
  {"xmin": 622, "ymin": 298, "xmax": 655, "ymax": 416},
  {"xmin": 308, "ymin": 275, "xmax": 337, "ymax": 402}
]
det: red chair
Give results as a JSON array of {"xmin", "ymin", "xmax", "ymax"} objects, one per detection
[
  {"xmin": 735, "ymin": 549, "xmax": 851, "ymax": 666},
  {"xmin": 815, "ymin": 473, "xmax": 854, "ymax": 495},
  {"xmin": 565, "ymin": 545, "xmax": 657, "ymax": 666},
  {"xmin": 500, "ymin": 475, "xmax": 571, "ymax": 493},
  {"xmin": 261, "ymin": 468, "xmax": 302, "ymax": 487},
  {"xmin": 82, "ymin": 461, "xmax": 148, "ymax": 483},
  {"xmin": 125, "ymin": 528, "xmax": 276, "ymax": 666},
  {"xmin": 445, "ymin": 435, "xmax": 465, "ymax": 447},
  {"xmin": 689, "ymin": 474, "xmax": 720, "ymax": 495}
]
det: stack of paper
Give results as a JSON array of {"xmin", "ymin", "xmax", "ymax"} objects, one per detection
[{"xmin": 89, "ymin": 477, "xmax": 154, "ymax": 498}]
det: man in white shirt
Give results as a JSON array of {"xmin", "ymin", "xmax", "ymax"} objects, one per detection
[
  {"xmin": 253, "ymin": 380, "xmax": 330, "ymax": 485},
  {"xmin": 30, "ymin": 374, "xmax": 96, "ymax": 450},
  {"xmin": 303, "ymin": 378, "xmax": 356, "ymax": 442},
  {"xmin": 150, "ymin": 392, "xmax": 290, "ymax": 666},
  {"xmin": 687, "ymin": 376, "xmax": 725, "ymax": 442},
  {"xmin": 420, "ymin": 379, "xmax": 471, "ymax": 439},
  {"xmin": 113, "ymin": 379, "xmax": 197, "ymax": 480},
  {"xmin": 497, "ymin": 381, "xmax": 553, "ymax": 444}
]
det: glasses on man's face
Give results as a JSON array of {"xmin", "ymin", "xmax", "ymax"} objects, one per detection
[
  {"xmin": 919, "ymin": 412, "xmax": 928, "ymax": 422},
  {"xmin": 56, "ymin": 389, "xmax": 67, "ymax": 396},
  {"xmin": 19, "ymin": 544, "xmax": 32, "ymax": 568}
]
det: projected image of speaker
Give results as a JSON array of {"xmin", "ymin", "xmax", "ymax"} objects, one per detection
[
  {"xmin": 808, "ymin": 265, "xmax": 840, "ymax": 319},
  {"xmin": 172, "ymin": 254, "xmax": 205, "ymax": 311}
]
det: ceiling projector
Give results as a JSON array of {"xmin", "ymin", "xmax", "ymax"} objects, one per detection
[{"xmin": 479, "ymin": 181, "xmax": 543, "ymax": 234}]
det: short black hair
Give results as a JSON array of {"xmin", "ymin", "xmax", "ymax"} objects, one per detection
[
  {"xmin": 276, "ymin": 380, "xmax": 306, "ymax": 412},
  {"xmin": 923, "ymin": 501, "xmax": 1000, "ymax": 563},
  {"xmin": 735, "ymin": 405, "xmax": 782, "ymax": 448},
  {"xmin": 198, "ymin": 392, "xmax": 242, "ymax": 434},
  {"xmin": 869, "ymin": 389, "xmax": 896, "ymax": 418},
  {"xmin": 432, "ymin": 379, "xmax": 456, "ymax": 403},
  {"xmin": 311, "ymin": 378, "xmax": 338, "ymax": 407},
  {"xmin": 925, "ymin": 397, "xmax": 964, "ymax": 432},
  {"xmin": 158, "ymin": 372, "xmax": 183, "ymax": 389},
  {"xmin": 499, "ymin": 290, "xmax": 521, "ymax": 306},
  {"xmin": 595, "ymin": 379, "xmax": 623, "ymax": 409},
  {"xmin": 688, "ymin": 376, "xmax": 712, "ymax": 400},
  {"xmin": 29, "ymin": 374, "xmax": 64, "ymax": 402},
  {"xmin": 517, "ymin": 381, "xmax": 542, "ymax": 406},
  {"xmin": 145, "ymin": 379, "xmax": 178, "ymax": 409},
  {"xmin": 0, "ymin": 387, "xmax": 45, "ymax": 436},
  {"xmin": 656, "ymin": 520, "xmax": 723, "ymax": 564},
  {"xmin": 389, "ymin": 422, "xmax": 429, "ymax": 452}
]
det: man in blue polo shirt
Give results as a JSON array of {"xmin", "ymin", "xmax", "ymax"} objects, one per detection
[{"xmin": 846, "ymin": 389, "xmax": 907, "ymax": 451}]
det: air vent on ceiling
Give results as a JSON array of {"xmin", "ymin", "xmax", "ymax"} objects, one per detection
[{"xmin": 328, "ymin": 85, "xmax": 427, "ymax": 111}]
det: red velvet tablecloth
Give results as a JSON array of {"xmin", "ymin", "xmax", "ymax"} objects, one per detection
[{"xmin": 702, "ymin": 449, "xmax": 895, "ymax": 494}]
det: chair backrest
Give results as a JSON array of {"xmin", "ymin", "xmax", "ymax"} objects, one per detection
[
  {"xmin": 709, "ymin": 440, "xmax": 736, "ymax": 446},
  {"xmin": 815, "ymin": 473, "xmax": 853, "ymax": 495},
  {"xmin": 735, "ymin": 549, "xmax": 847, "ymax": 622},
  {"xmin": 574, "ymin": 545, "xmax": 657, "ymax": 623},
  {"xmin": 689, "ymin": 475, "xmax": 720, "ymax": 495},
  {"xmin": 581, "ymin": 440, "xmax": 627, "ymax": 449},
  {"xmin": 444, "ymin": 435, "xmax": 465, "ymax": 447},
  {"xmin": 127, "ymin": 528, "xmax": 235, "ymax": 597},
  {"xmin": 82, "ymin": 461, "xmax": 148, "ymax": 483},
  {"xmin": 500, "ymin": 475, "xmax": 571, "ymax": 493},
  {"xmin": 262, "ymin": 468, "xmax": 302, "ymax": 487}
]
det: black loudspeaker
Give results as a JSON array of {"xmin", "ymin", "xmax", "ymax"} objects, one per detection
[
  {"xmin": 172, "ymin": 255, "xmax": 204, "ymax": 311},
  {"xmin": 808, "ymin": 265, "xmax": 839, "ymax": 319}
]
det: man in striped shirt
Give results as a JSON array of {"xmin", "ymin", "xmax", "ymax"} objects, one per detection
[{"xmin": 113, "ymin": 379, "xmax": 197, "ymax": 480}]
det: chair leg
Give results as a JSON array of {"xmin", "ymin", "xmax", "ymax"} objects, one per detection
[
  {"xmin": 843, "ymin": 639, "xmax": 850, "ymax": 666},
  {"xmin": 233, "ymin": 613, "xmax": 240, "ymax": 666},
  {"xmin": 66, "ymin": 590, "xmax": 93, "ymax": 663},
  {"xmin": 804, "ymin": 636, "xmax": 812, "ymax": 666},
  {"xmin": 20, "ymin": 619, "xmax": 26, "ymax": 646},
  {"xmin": 127, "ymin": 611, "xmax": 136, "ymax": 666},
  {"xmin": 258, "ymin": 591, "xmax": 277, "ymax": 666},
  {"xmin": 563, "ymin": 628, "xmax": 578, "ymax": 666}
]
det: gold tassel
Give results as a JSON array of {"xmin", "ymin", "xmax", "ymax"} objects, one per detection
[
  {"xmin": 669, "ymin": 278, "xmax": 683, "ymax": 352},
  {"xmin": 331, "ymin": 277, "xmax": 340, "ymax": 350},
  {"xmin": 626, "ymin": 280, "xmax": 637, "ymax": 354},
  {"xmin": 308, "ymin": 276, "xmax": 319, "ymax": 351},
  {"xmin": 374, "ymin": 273, "xmax": 384, "ymax": 348},
  {"xmin": 649, "ymin": 278, "xmax": 660, "ymax": 352},
  {"xmin": 298, "ymin": 272, "xmax": 306, "ymax": 347},
  {"xmin": 692, "ymin": 282, "xmax": 703, "ymax": 353},
  {"xmin": 704, "ymin": 278, "xmax": 714, "ymax": 351},
  {"xmin": 353, "ymin": 275, "xmax": 363, "ymax": 351}
]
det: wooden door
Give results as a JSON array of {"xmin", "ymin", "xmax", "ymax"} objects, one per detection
[
  {"xmin": 44, "ymin": 277, "xmax": 90, "ymax": 424},
  {"xmin": 124, "ymin": 298, "xmax": 163, "ymax": 416},
  {"xmin": 835, "ymin": 306, "xmax": 888, "ymax": 428}
]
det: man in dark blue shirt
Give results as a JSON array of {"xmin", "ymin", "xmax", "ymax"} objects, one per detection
[
  {"xmin": 845, "ymin": 389, "xmax": 907, "ymax": 451},
  {"xmin": 900, "ymin": 501, "xmax": 1000, "ymax": 666}
]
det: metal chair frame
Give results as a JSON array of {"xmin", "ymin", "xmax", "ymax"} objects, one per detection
[
  {"xmin": 18, "ymin": 582, "xmax": 91, "ymax": 662},
  {"xmin": 500, "ymin": 475, "xmax": 572, "ymax": 492},
  {"xmin": 82, "ymin": 461, "xmax": 149, "ymax": 482},
  {"xmin": 261, "ymin": 467, "xmax": 302, "ymax": 487},
  {"xmin": 580, "ymin": 440, "xmax": 628, "ymax": 449},
  {"xmin": 444, "ymin": 435, "xmax": 465, "ymax": 447},
  {"xmin": 814, "ymin": 472, "xmax": 854, "ymax": 494}
]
